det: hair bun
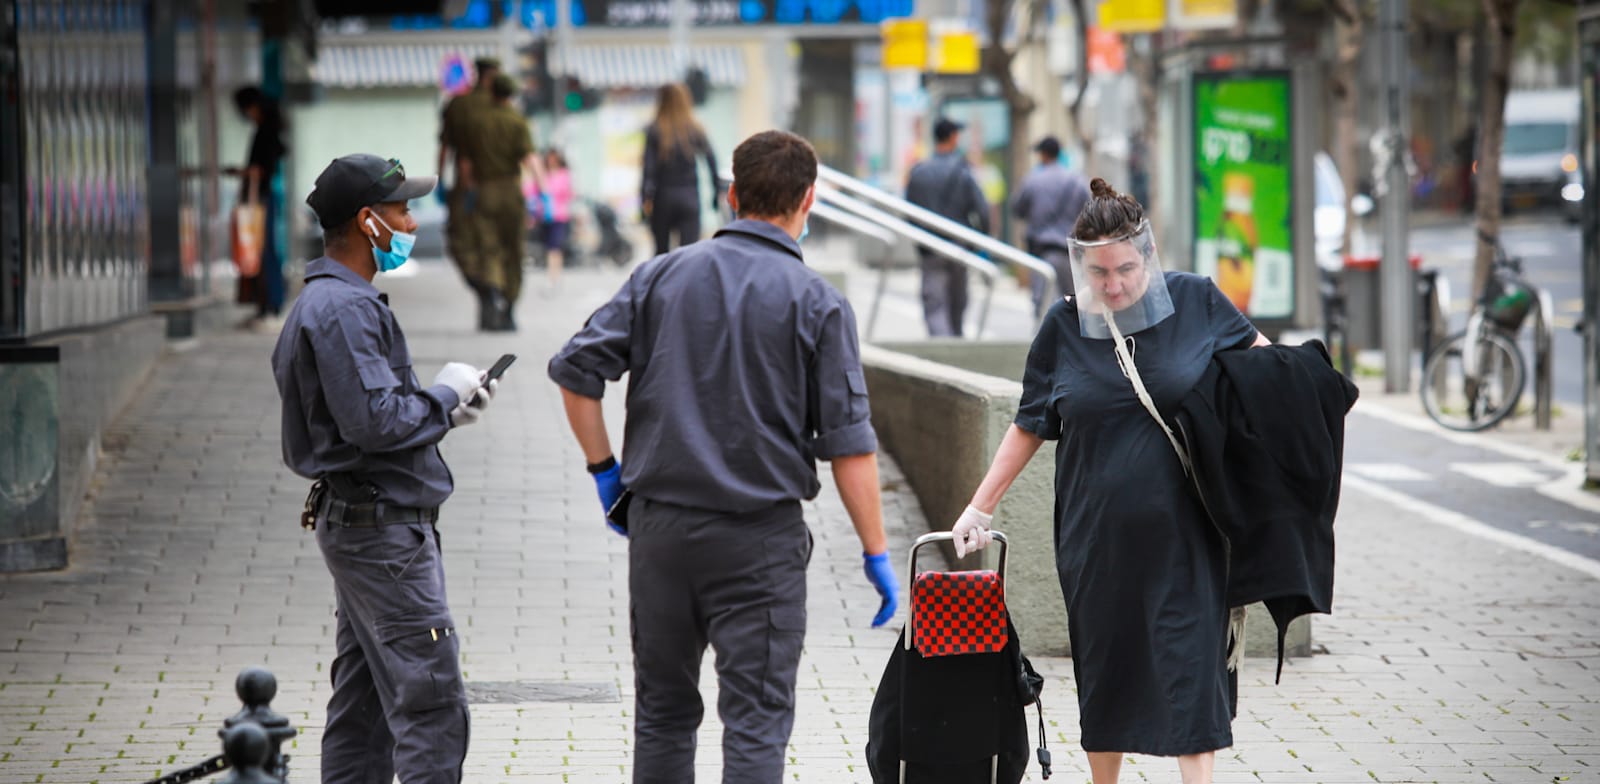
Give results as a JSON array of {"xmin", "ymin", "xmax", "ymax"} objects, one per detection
[{"xmin": 1089, "ymin": 178, "xmax": 1116, "ymax": 199}]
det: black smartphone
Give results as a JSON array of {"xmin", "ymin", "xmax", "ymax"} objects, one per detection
[
  {"xmin": 607, "ymin": 489, "xmax": 634, "ymax": 533},
  {"xmin": 484, "ymin": 353, "xmax": 517, "ymax": 384}
]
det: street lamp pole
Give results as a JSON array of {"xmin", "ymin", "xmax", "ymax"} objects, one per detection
[{"xmin": 1379, "ymin": 0, "xmax": 1412, "ymax": 393}]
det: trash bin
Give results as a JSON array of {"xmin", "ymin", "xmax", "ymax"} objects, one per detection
[{"xmin": 1341, "ymin": 252, "xmax": 1421, "ymax": 352}]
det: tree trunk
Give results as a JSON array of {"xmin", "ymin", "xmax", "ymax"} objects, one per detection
[
  {"xmin": 1471, "ymin": 0, "xmax": 1520, "ymax": 297},
  {"xmin": 983, "ymin": 0, "xmax": 1040, "ymax": 242},
  {"xmin": 1067, "ymin": 0, "xmax": 1093, "ymax": 162},
  {"xmin": 1326, "ymin": 0, "xmax": 1366, "ymax": 260}
]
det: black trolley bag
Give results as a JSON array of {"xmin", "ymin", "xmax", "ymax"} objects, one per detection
[{"xmin": 867, "ymin": 531, "xmax": 1052, "ymax": 783}]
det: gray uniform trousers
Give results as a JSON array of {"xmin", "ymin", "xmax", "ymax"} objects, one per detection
[
  {"xmin": 1028, "ymin": 246, "xmax": 1077, "ymax": 311},
  {"xmin": 316, "ymin": 519, "xmax": 469, "ymax": 784},
  {"xmin": 918, "ymin": 249, "xmax": 970, "ymax": 337},
  {"xmin": 628, "ymin": 497, "xmax": 812, "ymax": 784}
]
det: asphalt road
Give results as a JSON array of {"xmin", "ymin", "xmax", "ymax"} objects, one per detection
[{"xmin": 1406, "ymin": 212, "xmax": 1584, "ymax": 406}]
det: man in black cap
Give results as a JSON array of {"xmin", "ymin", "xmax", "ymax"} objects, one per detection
[
  {"xmin": 273, "ymin": 154, "xmax": 493, "ymax": 783},
  {"xmin": 437, "ymin": 56, "xmax": 502, "ymax": 329},
  {"xmin": 905, "ymin": 117, "xmax": 990, "ymax": 337},
  {"xmin": 1011, "ymin": 135, "xmax": 1088, "ymax": 307}
]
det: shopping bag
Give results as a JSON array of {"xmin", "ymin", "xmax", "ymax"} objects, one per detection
[{"xmin": 231, "ymin": 203, "xmax": 265, "ymax": 276}]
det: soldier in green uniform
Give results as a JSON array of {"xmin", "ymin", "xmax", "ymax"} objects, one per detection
[
  {"xmin": 436, "ymin": 57, "xmax": 499, "ymax": 329},
  {"xmin": 459, "ymin": 73, "xmax": 540, "ymax": 332}
]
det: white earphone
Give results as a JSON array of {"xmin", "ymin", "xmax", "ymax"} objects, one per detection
[{"xmin": 365, "ymin": 217, "xmax": 379, "ymax": 238}]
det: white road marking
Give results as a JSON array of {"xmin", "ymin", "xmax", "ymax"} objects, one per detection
[
  {"xmin": 1450, "ymin": 462, "xmax": 1557, "ymax": 488},
  {"xmin": 1343, "ymin": 474, "xmax": 1600, "ymax": 582},
  {"xmin": 1346, "ymin": 463, "xmax": 1434, "ymax": 482},
  {"xmin": 1528, "ymin": 520, "xmax": 1600, "ymax": 536},
  {"xmin": 1352, "ymin": 404, "xmax": 1600, "ymax": 516}
]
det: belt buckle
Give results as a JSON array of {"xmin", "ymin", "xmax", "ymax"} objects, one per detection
[{"xmin": 302, "ymin": 480, "xmax": 327, "ymax": 531}]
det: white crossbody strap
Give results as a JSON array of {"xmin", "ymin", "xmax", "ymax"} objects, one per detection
[{"xmin": 1103, "ymin": 311, "xmax": 1192, "ymax": 477}]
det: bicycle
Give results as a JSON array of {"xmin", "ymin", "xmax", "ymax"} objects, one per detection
[{"xmin": 1419, "ymin": 237, "xmax": 1534, "ymax": 431}]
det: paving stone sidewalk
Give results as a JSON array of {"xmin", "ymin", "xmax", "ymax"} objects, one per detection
[{"xmin": 2, "ymin": 259, "xmax": 1596, "ymax": 784}]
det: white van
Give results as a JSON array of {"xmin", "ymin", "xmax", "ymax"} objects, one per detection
[{"xmin": 1499, "ymin": 88, "xmax": 1580, "ymax": 217}]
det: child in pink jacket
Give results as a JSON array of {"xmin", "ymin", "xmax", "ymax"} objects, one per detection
[{"xmin": 537, "ymin": 149, "xmax": 574, "ymax": 290}]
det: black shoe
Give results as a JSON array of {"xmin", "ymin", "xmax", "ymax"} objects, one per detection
[{"xmin": 487, "ymin": 289, "xmax": 515, "ymax": 332}]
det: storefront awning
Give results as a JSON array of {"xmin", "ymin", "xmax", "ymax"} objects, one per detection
[
  {"xmin": 551, "ymin": 45, "xmax": 747, "ymax": 89},
  {"xmin": 312, "ymin": 42, "xmax": 500, "ymax": 88}
]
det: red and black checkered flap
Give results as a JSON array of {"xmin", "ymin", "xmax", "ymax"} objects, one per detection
[{"xmin": 911, "ymin": 569, "xmax": 1009, "ymax": 658}]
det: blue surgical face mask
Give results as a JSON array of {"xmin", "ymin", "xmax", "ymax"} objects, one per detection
[
  {"xmin": 797, "ymin": 220, "xmax": 809, "ymax": 244},
  {"xmin": 366, "ymin": 212, "xmax": 416, "ymax": 272}
]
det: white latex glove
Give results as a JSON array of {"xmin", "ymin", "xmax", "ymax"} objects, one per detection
[
  {"xmin": 468, "ymin": 378, "xmax": 498, "ymax": 409},
  {"xmin": 951, "ymin": 504, "xmax": 994, "ymax": 558},
  {"xmin": 432, "ymin": 362, "xmax": 481, "ymax": 405},
  {"xmin": 450, "ymin": 401, "xmax": 481, "ymax": 427}
]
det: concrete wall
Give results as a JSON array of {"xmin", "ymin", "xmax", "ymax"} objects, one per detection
[
  {"xmin": 859, "ymin": 341, "xmax": 1312, "ymax": 659},
  {"xmin": 1, "ymin": 316, "xmax": 166, "ymax": 572}
]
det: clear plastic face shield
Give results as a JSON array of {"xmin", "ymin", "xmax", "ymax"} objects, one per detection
[{"xmin": 1066, "ymin": 220, "xmax": 1175, "ymax": 340}]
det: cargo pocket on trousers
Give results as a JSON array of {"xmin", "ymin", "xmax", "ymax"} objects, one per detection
[
  {"xmin": 374, "ymin": 614, "xmax": 466, "ymax": 713},
  {"xmin": 760, "ymin": 604, "xmax": 807, "ymax": 708}
]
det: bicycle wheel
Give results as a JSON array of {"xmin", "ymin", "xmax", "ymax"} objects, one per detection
[{"xmin": 1419, "ymin": 329, "xmax": 1527, "ymax": 431}]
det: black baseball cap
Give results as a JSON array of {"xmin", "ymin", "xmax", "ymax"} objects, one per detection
[
  {"xmin": 933, "ymin": 117, "xmax": 965, "ymax": 142},
  {"xmin": 305, "ymin": 154, "xmax": 436, "ymax": 229},
  {"xmin": 1034, "ymin": 136, "xmax": 1061, "ymax": 158}
]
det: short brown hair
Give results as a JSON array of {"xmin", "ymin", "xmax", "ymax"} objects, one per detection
[
  {"xmin": 1072, "ymin": 177, "xmax": 1145, "ymax": 241},
  {"xmin": 731, "ymin": 130, "xmax": 817, "ymax": 219}
]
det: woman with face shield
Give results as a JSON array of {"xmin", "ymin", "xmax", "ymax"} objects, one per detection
[{"xmin": 949, "ymin": 179, "xmax": 1269, "ymax": 784}]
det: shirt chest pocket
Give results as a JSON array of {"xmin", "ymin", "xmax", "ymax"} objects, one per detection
[{"xmin": 355, "ymin": 341, "xmax": 417, "ymax": 394}]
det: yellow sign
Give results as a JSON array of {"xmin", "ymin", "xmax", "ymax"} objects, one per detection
[
  {"xmin": 933, "ymin": 31, "xmax": 981, "ymax": 74},
  {"xmin": 1172, "ymin": 0, "xmax": 1236, "ymax": 30},
  {"xmin": 1097, "ymin": 0, "xmax": 1164, "ymax": 33},
  {"xmin": 881, "ymin": 19, "xmax": 928, "ymax": 70}
]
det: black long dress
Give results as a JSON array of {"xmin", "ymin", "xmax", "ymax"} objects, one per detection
[{"xmin": 1014, "ymin": 272, "xmax": 1257, "ymax": 756}]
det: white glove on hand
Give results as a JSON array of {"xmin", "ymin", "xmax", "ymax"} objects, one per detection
[
  {"xmin": 468, "ymin": 378, "xmax": 498, "ymax": 408},
  {"xmin": 450, "ymin": 401, "xmax": 481, "ymax": 427},
  {"xmin": 449, "ymin": 379, "xmax": 497, "ymax": 428},
  {"xmin": 952, "ymin": 504, "xmax": 994, "ymax": 558},
  {"xmin": 432, "ymin": 362, "xmax": 481, "ymax": 405}
]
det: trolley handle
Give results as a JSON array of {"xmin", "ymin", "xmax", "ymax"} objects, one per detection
[{"xmin": 905, "ymin": 530, "xmax": 1009, "ymax": 651}]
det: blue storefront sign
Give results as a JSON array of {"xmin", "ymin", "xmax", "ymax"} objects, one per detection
[{"xmin": 390, "ymin": 0, "xmax": 915, "ymax": 29}]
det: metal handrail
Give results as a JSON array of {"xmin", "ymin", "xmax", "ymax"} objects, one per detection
[
  {"xmin": 806, "ymin": 201, "xmax": 898, "ymax": 246},
  {"xmin": 812, "ymin": 185, "xmax": 999, "ymax": 339},
  {"xmin": 815, "ymin": 164, "xmax": 1058, "ymax": 316},
  {"xmin": 720, "ymin": 167, "xmax": 1006, "ymax": 339}
]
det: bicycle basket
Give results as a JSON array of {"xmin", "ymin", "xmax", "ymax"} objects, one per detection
[{"xmin": 1483, "ymin": 275, "xmax": 1533, "ymax": 332}]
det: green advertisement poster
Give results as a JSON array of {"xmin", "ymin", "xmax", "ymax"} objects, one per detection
[{"xmin": 1192, "ymin": 72, "xmax": 1295, "ymax": 320}]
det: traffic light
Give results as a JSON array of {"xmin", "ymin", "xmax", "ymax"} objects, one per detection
[
  {"xmin": 684, "ymin": 66, "xmax": 709, "ymax": 106},
  {"xmin": 561, "ymin": 76, "xmax": 603, "ymax": 113},
  {"xmin": 517, "ymin": 40, "xmax": 555, "ymax": 114}
]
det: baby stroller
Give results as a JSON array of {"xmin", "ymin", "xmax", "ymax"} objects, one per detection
[
  {"xmin": 867, "ymin": 531, "xmax": 1051, "ymax": 784},
  {"xmin": 588, "ymin": 199, "xmax": 634, "ymax": 267}
]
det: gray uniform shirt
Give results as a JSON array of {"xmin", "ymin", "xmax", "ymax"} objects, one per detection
[
  {"xmin": 272, "ymin": 257, "xmax": 462, "ymax": 508},
  {"xmin": 548, "ymin": 219, "xmax": 878, "ymax": 514},
  {"xmin": 905, "ymin": 150, "xmax": 991, "ymax": 234},
  {"xmin": 1011, "ymin": 162, "xmax": 1090, "ymax": 251}
]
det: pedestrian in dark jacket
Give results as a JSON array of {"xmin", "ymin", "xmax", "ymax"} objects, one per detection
[
  {"xmin": 641, "ymin": 82, "xmax": 719, "ymax": 256},
  {"xmin": 949, "ymin": 179, "xmax": 1270, "ymax": 784},
  {"xmin": 905, "ymin": 117, "xmax": 990, "ymax": 337}
]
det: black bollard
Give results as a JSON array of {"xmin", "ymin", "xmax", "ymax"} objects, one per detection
[
  {"xmin": 224, "ymin": 667, "xmax": 296, "ymax": 780},
  {"xmin": 214, "ymin": 723, "xmax": 279, "ymax": 784}
]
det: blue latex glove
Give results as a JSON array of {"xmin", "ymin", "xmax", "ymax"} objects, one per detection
[
  {"xmin": 593, "ymin": 463, "xmax": 627, "ymax": 537},
  {"xmin": 863, "ymin": 551, "xmax": 898, "ymax": 628}
]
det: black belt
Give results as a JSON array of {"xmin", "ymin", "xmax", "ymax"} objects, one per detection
[{"xmin": 317, "ymin": 494, "xmax": 439, "ymax": 528}]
